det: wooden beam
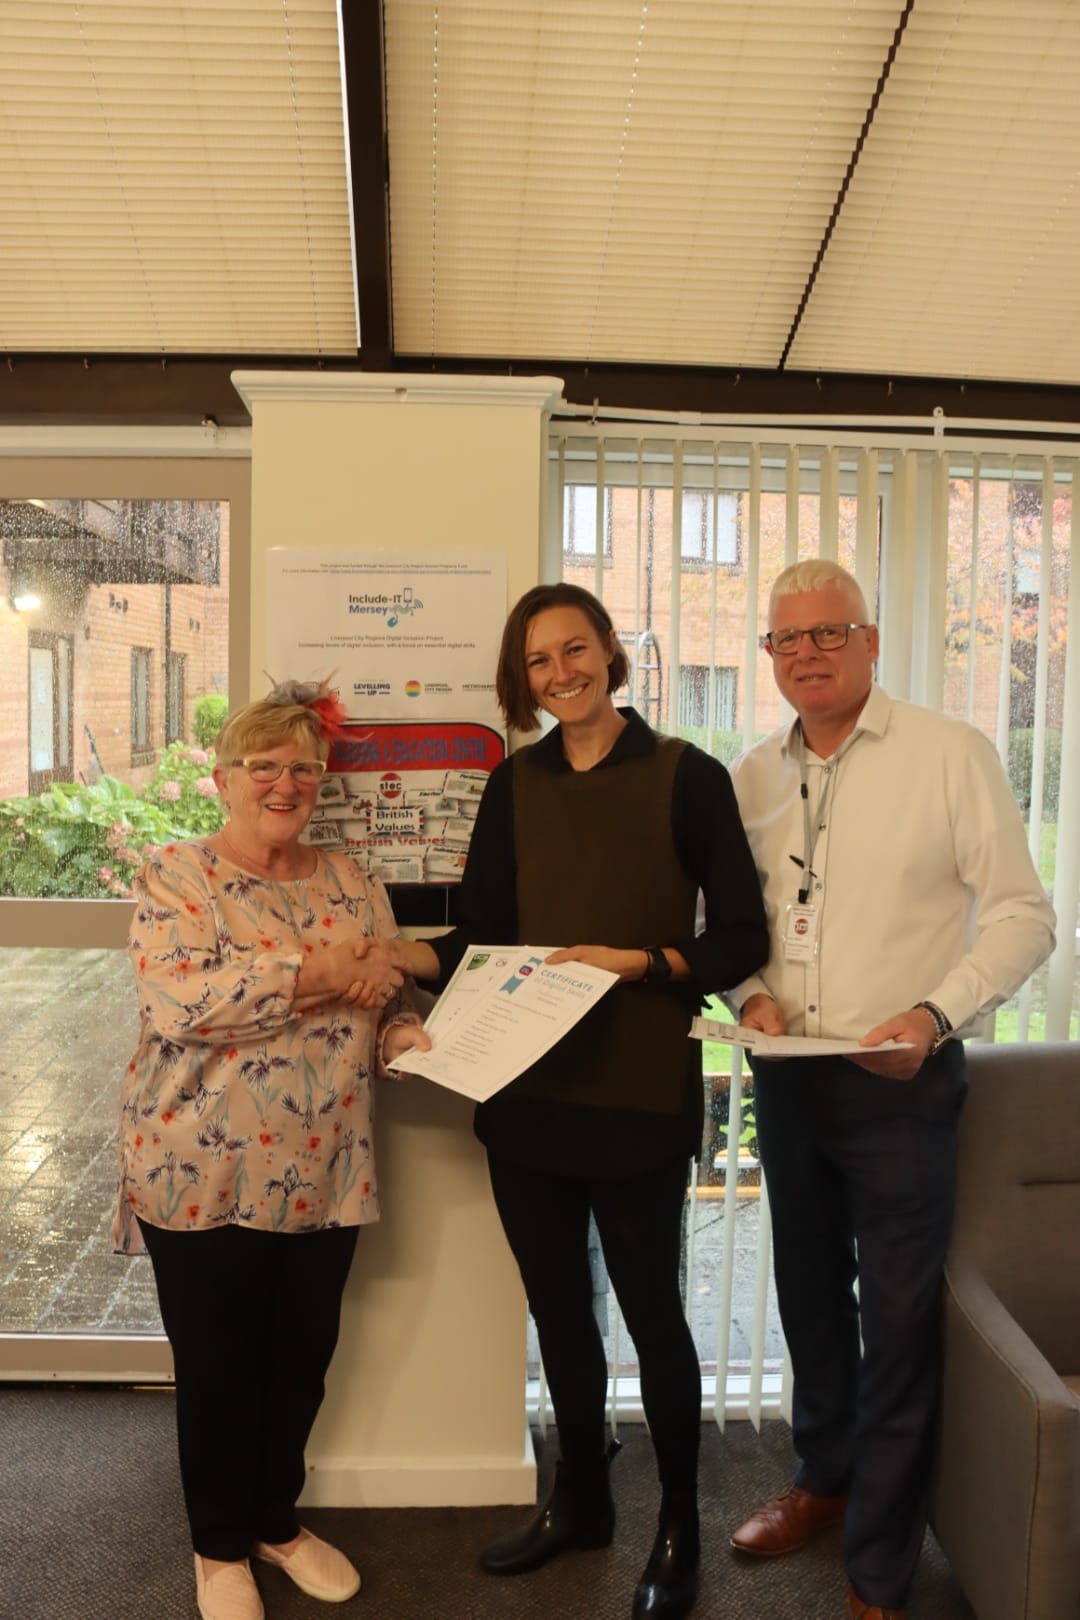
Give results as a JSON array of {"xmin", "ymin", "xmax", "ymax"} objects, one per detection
[
  {"xmin": 3, "ymin": 353, "xmax": 1080, "ymax": 432},
  {"xmin": 340, "ymin": 0, "xmax": 392, "ymax": 366}
]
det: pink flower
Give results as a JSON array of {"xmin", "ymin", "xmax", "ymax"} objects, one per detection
[
  {"xmin": 160, "ymin": 781, "xmax": 182, "ymax": 802},
  {"xmin": 98, "ymin": 865, "xmax": 115, "ymax": 882},
  {"xmin": 188, "ymin": 747, "xmax": 210, "ymax": 766},
  {"xmin": 141, "ymin": 843, "xmax": 156, "ymax": 857},
  {"xmin": 14, "ymin": 816, "xmax": 24, "ymax": 827},
  {"xmin": 117, "ymin": 846, "xmax": 138, "ymax": 864},
  {"xmin": 195, "ymin": 777, "xmax": 218, "ymax": 798}
]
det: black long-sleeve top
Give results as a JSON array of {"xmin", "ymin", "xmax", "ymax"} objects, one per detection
[{"xmin": 430, "ymin": 708, "xmax": 769, "ymax": 1176}]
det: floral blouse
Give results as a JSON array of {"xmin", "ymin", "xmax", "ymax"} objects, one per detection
[{"xmin": 112, "ymin": 841, "xmax": 420, "ymax": 1253}]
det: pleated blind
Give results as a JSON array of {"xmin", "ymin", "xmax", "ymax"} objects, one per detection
[
  {"xmin": 0, "ymin": 0, "xmax": 357, "ymax": 353},
  {"xmin": 385, "ymin": 0, "xmax": 902, "ymax": 363},
  {"xmin": 790, "ymin": 2, "xmax": 1080, "ymax": 383}
]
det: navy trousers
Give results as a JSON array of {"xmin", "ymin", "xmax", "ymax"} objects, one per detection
[
  {"xmin": 139, "ymin": 1219, "xmax": 359, "ymax": 1561},
  {"xmin": 751, "ymin": 1042, "xmax": 966, "ymax": 1609}
]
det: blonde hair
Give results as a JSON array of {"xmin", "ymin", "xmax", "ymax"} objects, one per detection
[
  {"xmin": 214, "ymin": 697, "xmax": 329, "ymax": 765},
  {"xmin": 769, "ymin": 560, "xmax": 870, "ymax": 623}
]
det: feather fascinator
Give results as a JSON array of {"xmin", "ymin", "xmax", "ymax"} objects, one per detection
[{"xmin": 265, "ymin": 674, "xmax": 351, "ymax": 745}]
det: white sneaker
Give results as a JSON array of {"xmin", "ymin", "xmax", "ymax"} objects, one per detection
[
  {"xmin": 253, "ymin": 1528, "xmax": 362, "ymax": 1602},
  {"xmin": 194, "ymin": 1555, "xmax": 265, "ymax": 1620}
]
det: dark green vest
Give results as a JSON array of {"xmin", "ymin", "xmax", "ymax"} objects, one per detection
[{"xmin": 509, "ymin": 731, "xmax": 698, "ymax": 1114}]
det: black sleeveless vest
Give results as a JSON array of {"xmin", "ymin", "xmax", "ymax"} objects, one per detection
[{"xmin": 507, "ymin": 730, "xmax": 698, "ymax": 1114}]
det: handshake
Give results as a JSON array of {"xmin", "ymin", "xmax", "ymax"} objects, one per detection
[{"xmin": 295, "ymin": 935, "xmax": 418, "ymax": 1013}]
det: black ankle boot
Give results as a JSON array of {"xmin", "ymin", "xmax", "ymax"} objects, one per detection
[
  {"xmin": 480, "ymin": 1438, "xmax": 622, "ymax": 1576},
  {"xmin": 631, "ymin": 1490, "xmax": 700, "ymax": 1619}
]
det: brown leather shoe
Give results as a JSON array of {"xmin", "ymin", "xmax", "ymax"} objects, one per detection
[
  {"xmin": 847, "ymin": 1582, "xmax": 907, "ymax": 1619},
  {"xmin": 730, "ymin": 1482, "xmax": 847, "ymax": 1555}
]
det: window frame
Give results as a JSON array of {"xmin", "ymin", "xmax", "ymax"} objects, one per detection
[
  {"xmin": 130, "ymin": 644, "xmax": 153, "ymax": 764},
  {"xmin": 166, "ymin": 648, "xmax": 187, "ymax": 745},
  {"xmin": 679, "ymin": 489, "xmax": 740, "ymax": 571},
  {"xmin": 26, "ymin": 627, "xmax": 75, "ymax": 794},
  {"xmin": 0, "ymin": 446, "xmax": 250, "ymax": 952},
  {"xmin": 0, "ymin": 441, "xmax": 249, "ymax": 1385},
  {"xmin": 563, "ymin": 482, "xmax": 613, "ymax": 564}
]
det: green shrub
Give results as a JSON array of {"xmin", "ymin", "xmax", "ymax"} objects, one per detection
[
  {"xmin": 141, "ymin": 741, "xmax": 226, "ymax": 839},
  {"xmin": 675, "ymin": 725, "xmax": 747, "ymax": 766},
  {"xmin": 1008, "ymin": 727, "xmax": 1061, "ymax": 817},
  {"xmin": 0, "ymin": 742, "xmax": 225, "ymax": 898},
  {"xmin": 193, "ymin": 692, "xmax": 229, "ymax": 749},
  {"xmin": 0, "ymin": 778, "xmax": 177, "ymax": 898}
]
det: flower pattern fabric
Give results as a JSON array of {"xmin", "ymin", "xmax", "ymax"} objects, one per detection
[{"xmin": 113, "ymin": 841, "xmax": 419, "ymax": 1254}]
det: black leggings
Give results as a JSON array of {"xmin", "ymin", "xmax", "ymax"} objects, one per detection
[
  {"xmin": 487, "ymin": 1152, "xmax": 701, "ymax": 1493},
  {"xmin": 138, "ymin": 1218, "xmax": 359, "ymax": 1561}
]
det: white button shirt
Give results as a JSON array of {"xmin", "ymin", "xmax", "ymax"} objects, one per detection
[{"xmin": 729, "ymin": 684, "xmax": 1056, "ymax": 1039}]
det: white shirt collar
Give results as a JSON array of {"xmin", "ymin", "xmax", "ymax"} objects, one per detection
[{"xmin": 778, "ymin": 681, "xmax": 891, "ymax": 759}]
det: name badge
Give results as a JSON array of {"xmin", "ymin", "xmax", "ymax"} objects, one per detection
[{"xmin": 784, "ymin": 903, "xmax": 819, "ymax": 962}]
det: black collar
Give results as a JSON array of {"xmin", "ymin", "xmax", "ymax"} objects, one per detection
[{"xmin": 529, "ymin": 706, "xmax": 658, "ymax": 774}]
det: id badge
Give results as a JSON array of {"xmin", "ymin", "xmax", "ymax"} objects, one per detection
[{"xmin": 784, "ymin": 903, "xmax": 819, "ymax": 962}]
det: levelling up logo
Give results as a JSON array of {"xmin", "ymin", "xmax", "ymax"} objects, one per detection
[{"xmin": 353, "ymin": 679, "xmax": 391, "ymax": 698}]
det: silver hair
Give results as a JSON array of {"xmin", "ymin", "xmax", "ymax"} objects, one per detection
[{"xmin": 769, "ymin": 560, "xmax": 870, "ymax": 622}]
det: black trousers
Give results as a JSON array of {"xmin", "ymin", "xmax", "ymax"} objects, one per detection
[
  {"xmin": 487, "ymin": 1151, "xmax": 701, "ymax": 1494},
  {"xmin": 751, "ymin": 1043, "xmax": 966, "ymax": 1609},
  {"xmin": 138, "ymin": 1218, "xmax": 359, "ymax": 1561}
]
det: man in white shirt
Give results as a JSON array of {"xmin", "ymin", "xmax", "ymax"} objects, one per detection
[{"xmin": 727, "ymin": 560, "xmax": 1055, "ymax": 1620}]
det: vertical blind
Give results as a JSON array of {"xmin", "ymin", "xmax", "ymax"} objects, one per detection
[
  {"xmin": 542, "ymin": 423, "xmax": 1077, "ymax": 1424},
  {"xmin": 549, "ymin": 423, "xmax": 1077, "ymax": 1041}
]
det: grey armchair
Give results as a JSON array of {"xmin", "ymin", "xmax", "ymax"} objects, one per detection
[{"xmin": 931, "ymin": 1041, "xmax": 1080, "ymax": 1620}]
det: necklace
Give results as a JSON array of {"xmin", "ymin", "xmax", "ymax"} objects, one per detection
[{"xmin": 217, "ymin": 827, "xmax": 317, "ymax": 883}]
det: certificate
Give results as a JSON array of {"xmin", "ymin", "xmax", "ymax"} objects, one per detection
[
  {"xmin": 690, "ymin": 1017, "xmax": 913, "ymax": 1058},
  {"xmin": 388, "ymin": 947, "xmax": 618, "ymax": 1101}
]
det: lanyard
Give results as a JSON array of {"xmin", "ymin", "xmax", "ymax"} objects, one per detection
[{"xmin": 795, "ymin": 725, "xmax": 855, "ymax": 904}]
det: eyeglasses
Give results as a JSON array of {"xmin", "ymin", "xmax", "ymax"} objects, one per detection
[
  {"xmin": 760, "ymin": 623, "xmax": 870, "ymax": 655},
  {"xmin": 233, "ymin": 758, "xmax": 328, "ymax": 784}
]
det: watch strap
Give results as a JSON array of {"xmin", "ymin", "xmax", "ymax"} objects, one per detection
[{"xmin": 642, "ymin": 946, "xmax": 671, "ymax": 985}]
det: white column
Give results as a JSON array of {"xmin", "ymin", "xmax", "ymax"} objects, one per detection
[{"xmin": 232, "ymin": 369, "xmax": 563, "ymax": 1506}]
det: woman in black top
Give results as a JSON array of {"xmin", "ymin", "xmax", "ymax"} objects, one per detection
[{"xmin": 394, "ymin": 583, "xmax": 768, "ymax": 1620}]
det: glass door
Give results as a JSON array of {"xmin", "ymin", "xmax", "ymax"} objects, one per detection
[{"xmin": 0, "ymin": 453, "xmax": 250, "ymax": 1381}]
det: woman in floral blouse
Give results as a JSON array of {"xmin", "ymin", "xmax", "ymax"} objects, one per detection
[{"xmin": 113, "ymin": 685, "xmax": 429, "ymax": 1620}]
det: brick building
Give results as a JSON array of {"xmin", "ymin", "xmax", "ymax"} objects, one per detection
[
  {"xmin": 564, "ymin": 476, "xmax": 1067, "ymax": 766},
  {"xmin": 0, "ymin": 499, "xmax": 229, "ymax": 799}
]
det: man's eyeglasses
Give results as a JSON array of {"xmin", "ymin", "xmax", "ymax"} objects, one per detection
[
  {"xmin": 760, "ymin": 623, "xmax": 870, "ymax": 656},
  {"xmin": 233, "ymin": 758, "xmax": 328, "ymax": 784}
]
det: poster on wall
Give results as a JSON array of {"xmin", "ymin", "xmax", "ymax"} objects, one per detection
[
  {"xmin": 306, "ymin": 719, "xmax": 504, "ymax": 885},
  {"xmin": 266, "ymin": 549, "xmax": 505, "ymax": 726},
  {"xmin": 266, "ymin": 551, "xmax": 507, "ymax": 884}
]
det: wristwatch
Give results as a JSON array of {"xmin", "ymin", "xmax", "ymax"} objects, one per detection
[
  {"xmin": 642, "ymin": 947, "xmax": 672, "ymax": 986},
  {"xmin": 913, "ymin": 1000, "xmax": 952, "ymax": 1052}
]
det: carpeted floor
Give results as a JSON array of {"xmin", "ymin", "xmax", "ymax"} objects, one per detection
[{"xmin": 0, "ymin": 1386, "xmax": 974, "ymax": 1620}]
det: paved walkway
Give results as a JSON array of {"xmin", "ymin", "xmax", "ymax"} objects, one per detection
[
  {"xmin": 0, "ymin": 948, "xmax": 161, "ymax": 1335},
  {"xmin": 0, "ymin": 947, "xmax": 783, "ymax": 1370}
]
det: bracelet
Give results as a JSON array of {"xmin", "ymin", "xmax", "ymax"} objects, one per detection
[{"xmin": 913, "ymin": 1000, "xmax": 952, "ymax": 1050}]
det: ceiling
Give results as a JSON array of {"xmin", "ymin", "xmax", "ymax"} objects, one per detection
[{"xmin": 2, "ymin": 0, "xmax": 1079, "ymax": 426}]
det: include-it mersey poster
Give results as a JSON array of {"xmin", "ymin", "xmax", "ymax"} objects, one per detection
[{"xmin": 266, "ymin": 550, "xmax": 507, "ymax": 885}]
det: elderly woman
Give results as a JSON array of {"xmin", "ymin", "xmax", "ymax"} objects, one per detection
[
  {"xmin": 113, "ymin": 684, "xmax": 429, "ymax": 1620},
  {"xmin": 389, "ymin": 584, "xmax": 769, "ymax": 1620}
]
